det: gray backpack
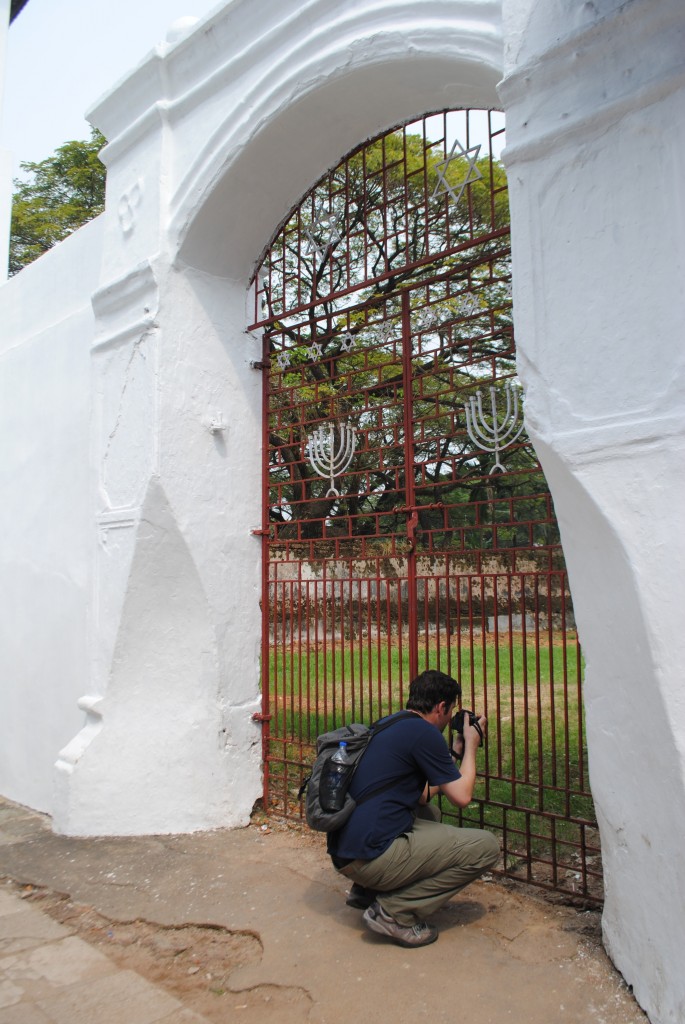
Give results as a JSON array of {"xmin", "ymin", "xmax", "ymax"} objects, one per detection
[{"xmin": 301, "ymin": 711, "xmax": 413, "ymax": 832}]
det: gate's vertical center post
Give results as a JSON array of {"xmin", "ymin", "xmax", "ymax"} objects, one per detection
[
  {"xmin": 256, "ymin": 330, "xmax": 272, "ymax": 805},
  {"xmin": 401, "ymin": 290, "xmax": 419, "ymax": 680}
]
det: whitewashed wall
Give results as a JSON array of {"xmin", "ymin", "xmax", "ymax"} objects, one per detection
[
  {"xmin": 0, "ymin": 218, "xmax": 103, "ymax": 809},
  {"xmin": 0, "ymin": 0, "xmax": 11, "ymax": 281},
  {"xmin": 500, "ymin": 2, "xmax": 685, "ymax": 1022}
]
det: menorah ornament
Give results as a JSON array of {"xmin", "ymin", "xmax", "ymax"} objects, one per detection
[
  {"xmin": 307, "ymin": 421, "xmax": 357, "ymax": 498},
  {"xmin": 464, "ymin": 382, "xmax": 524, "ymax": 474}
]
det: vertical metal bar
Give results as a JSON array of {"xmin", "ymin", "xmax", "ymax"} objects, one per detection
[
  {"xmin": 533, "ymin": 575, "xmax": 544, "ymax": 810},
  {"xmin": 332, "ymin": 576, "xmax": 339, "ymax": 725},
  {"xmin": 305, "ymin": 577, "xmax": 312, "ymax": 744},
  {"xmin": 340, "ymin": 575, "xmax": 347, "ymax": 721},
  {"xmin": 361, "ymin": 575, "xmax": 369, "ymax": 719},
  {"xmin": 422, "ymin": 576, "xmax": 430, "ymax": 669},
  {"xmin": 558, "ymin": 571, "xmax": 571, "ymax": 818},
  {"xmin": 313, "ymin": 578, "xmax": 321, "ymax": 740},
  {"xmin": 396, "ymin": 577, "xmax": 404, "ymax": 706},
  {"xmin": 322, "ymin": 561, "xmax": 329, "ymax": 729},
  {"xmin": 401, "ymin": 289, "xmax": 419, "ymax": 680},
  {"xmin": 368, "ymin": 576, "xmax": 375, "ymax": 720},
  {"xmin": 295, "ymin": 569, "xmax": 303, "ymax": 753},
  {"xmin": 520, "ymin": 572, "xmax": 530, "ymax": 793},
  {"xmin": 350, "ymin": 571, "xmax": 358, "ymax": 721},
  {"xmin": 379, "ymin": 574, "xmax": 386, "ymax": 698},
  {"xmin": 445, "ymin": 566, "xmax": 453, "ymax": 677},
  {"xmin": 288, "ymin": 578, "xmax": 295, "ymax": 745},
  {"xmin": 546, "ymin": 571, "xmax": 557, "ymax": 789},
  {"xmin": 259, "ymin": 332, "xmax": 272, "ymax": 810}
]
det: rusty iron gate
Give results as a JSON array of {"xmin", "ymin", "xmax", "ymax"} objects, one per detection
[{"xmin": 249, "ymin": 111, "xmax": 601, "ymax": 903}]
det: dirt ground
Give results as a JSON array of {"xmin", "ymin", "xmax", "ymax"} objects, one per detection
[{"xmin": 0, "ymin": 799, "xmax": 648, "ymax": 1024}]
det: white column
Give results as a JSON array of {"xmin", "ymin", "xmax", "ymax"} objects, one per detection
[
  {"xmin": 500, "ymin": 3, "xmax": 685, "ymax": 1023},
  {"xmin": 0, "ymin": 0, "xmax": 12, "ymax": 280}
]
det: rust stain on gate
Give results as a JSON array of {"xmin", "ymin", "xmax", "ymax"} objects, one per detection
[{"xmin": 249, "ymin": 110, "xmax": 602, "ymax": 903}]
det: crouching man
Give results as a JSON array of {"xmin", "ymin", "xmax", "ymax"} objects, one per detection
[{"xmin": 328, "ymin": 669, "xmax": 499, "ymax": 947}]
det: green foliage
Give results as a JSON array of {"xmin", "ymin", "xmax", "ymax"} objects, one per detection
[
  {"xmin": 8, "ymin": 127, "xmax": 107, "ymax": 275},
  {"xmin": 264, "ymin": 128, "xmax": 509, "ymax": 322}
]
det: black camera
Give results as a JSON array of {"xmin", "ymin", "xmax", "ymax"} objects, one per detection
[{"xmin": 450, "ymin": 709, "xmax": 484, "ymax": 746}]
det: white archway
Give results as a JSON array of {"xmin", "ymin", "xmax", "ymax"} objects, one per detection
[
  {"xmin": 50, "ymin": 2, "xmax": 685, "ymax": 1020},
  {"xmin": 174, "ymin": 12, "xmax": 503, "ymax": 278}
]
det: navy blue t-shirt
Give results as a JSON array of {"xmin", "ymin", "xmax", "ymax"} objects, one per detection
[{"xmin": 328, "ymin": 712, "xmax": 460, "ymax": 861}]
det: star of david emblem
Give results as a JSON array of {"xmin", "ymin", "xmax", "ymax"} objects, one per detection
[
  {"xmin": 340, "ymin": 332, "xmax": 355, "ymax": 353},
  {"xmin": 276, "ymin": 351, "xmax": 291, "ymax": 371},
  {"xmin": 379, "ymin": 321, "xmax": 397, "ymax": 343},
  {"xmin": 458, "ymin": 292, "xmax": 480, "ymax": 317},
  {"xmin": 304, "ymin": 207, "xmax": 344, "ymax": 261},
  {"xmin": 308, "ymin": 341, "xmax": 323, "ymax": 361},
  {"xmin": 303, "ymin": 226, "xmax": 327, "ymax": 261},
  {"xmin": 418, "ymin": 310, "xmax": 437, "ymax": 330},
  {"xmin": 431, "ymin": 140, "xmax": 483, "ymax": 208}
]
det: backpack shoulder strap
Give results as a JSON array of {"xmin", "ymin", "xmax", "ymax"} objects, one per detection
[
  {"xmin": 369, "ymin": 708, "xmax": 414, "ymax": 735},
  {"xmin": 353, "ymin": 709, "xmax": 419, "ymax": 807}
]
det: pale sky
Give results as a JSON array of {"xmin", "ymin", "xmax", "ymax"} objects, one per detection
[{"xmin": 2, "ymin": 0, "xmax": 223, "ymax": 177}]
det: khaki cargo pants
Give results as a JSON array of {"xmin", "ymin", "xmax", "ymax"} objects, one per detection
[{"xmin": 339, "ymin": 813, "xmax": 500, "ymax": 926}]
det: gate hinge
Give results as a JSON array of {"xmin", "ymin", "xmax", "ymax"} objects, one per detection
[
  {"xmin": 252, "ymin": 712, "xmax": 273, "ymax": 723},
  {"xmin": 251, "ymin": 528, "xmax": 271, "ymax": 537},
  {"xmin": 250, "ymin": 360, "xmax": 270, "ymax": 371}
]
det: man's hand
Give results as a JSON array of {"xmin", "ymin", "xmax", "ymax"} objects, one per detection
[
  {"xmin": 443, "ymin": 714, "xmax": 487, "ymax": 808},
  {"xmin": 463, "ymin": 713, "xmax": 486, "ymax": 749},
  {"xmin": 451, "ymin": 714, "xmax": 486, "ymax": 759}
]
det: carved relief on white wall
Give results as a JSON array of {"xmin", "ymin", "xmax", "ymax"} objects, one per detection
[
  {"xmin": 118, "ymin": 179, "xmax": 144, "ymax": 236},
  {"xmin": 91, "ymin": 261, "xmax": 159, "ymax": 511},
  {"xmin": 97, "ymin": 332, "xmax": 157, "ymax": 509}
]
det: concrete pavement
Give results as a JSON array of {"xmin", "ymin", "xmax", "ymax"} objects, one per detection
[
  {"xmin": 0, "ymin": 883, "xmax": 207, "ymax": 1023},
  {"xmin": 0, "ymin": 797, "xmax": 646, "ymax": 1024}
]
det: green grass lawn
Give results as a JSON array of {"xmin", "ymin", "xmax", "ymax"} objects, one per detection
[{"xmin": 265, "ymin": 632, "xmax": 597, "ymax": 878}]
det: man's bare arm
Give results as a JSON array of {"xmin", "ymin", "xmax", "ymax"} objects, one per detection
[{"xmin": 439, "ymin": 716, "xmax": 486, "ymax": 808}]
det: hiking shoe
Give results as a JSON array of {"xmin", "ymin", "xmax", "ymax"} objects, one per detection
[
  {"xmin": 346, "ymin": 883, "xmax": 377, "ymax": 909},
  {"xmin": 362, "ymin": 900, "xmax": 438, "ymax": 948}
]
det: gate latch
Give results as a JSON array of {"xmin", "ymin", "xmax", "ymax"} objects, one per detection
[{"xmin": 252, "ymin": 712, "xmax": 272, "ymax": 723}]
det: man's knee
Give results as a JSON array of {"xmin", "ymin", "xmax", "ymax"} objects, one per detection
[
  {"xmin": 480, "ymin": 830, "xmax": 500, "ymax": 869},
  {"xmin": 451, "ymin": 827, "xmax": 500, "ymax": 871}
]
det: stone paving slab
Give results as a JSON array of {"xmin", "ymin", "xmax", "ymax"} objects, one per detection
[
  {"xmin": 34, "ymin": 970, "xmax": 184, "ymax": 1024},
  {"xmin": 0, "ymin": 902, "xmax": 73, "ymax": 955},
  {"xmin": 0, "ymin": 933, "xmax": 116, "ymax": 992},
  {"xmin": 0, "ymin": 888, "xmax": 213, "ymax": 1024},
  {"xmin": 0, "ymin": 1001, "xmax": 53, "ymax": 1023}
]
